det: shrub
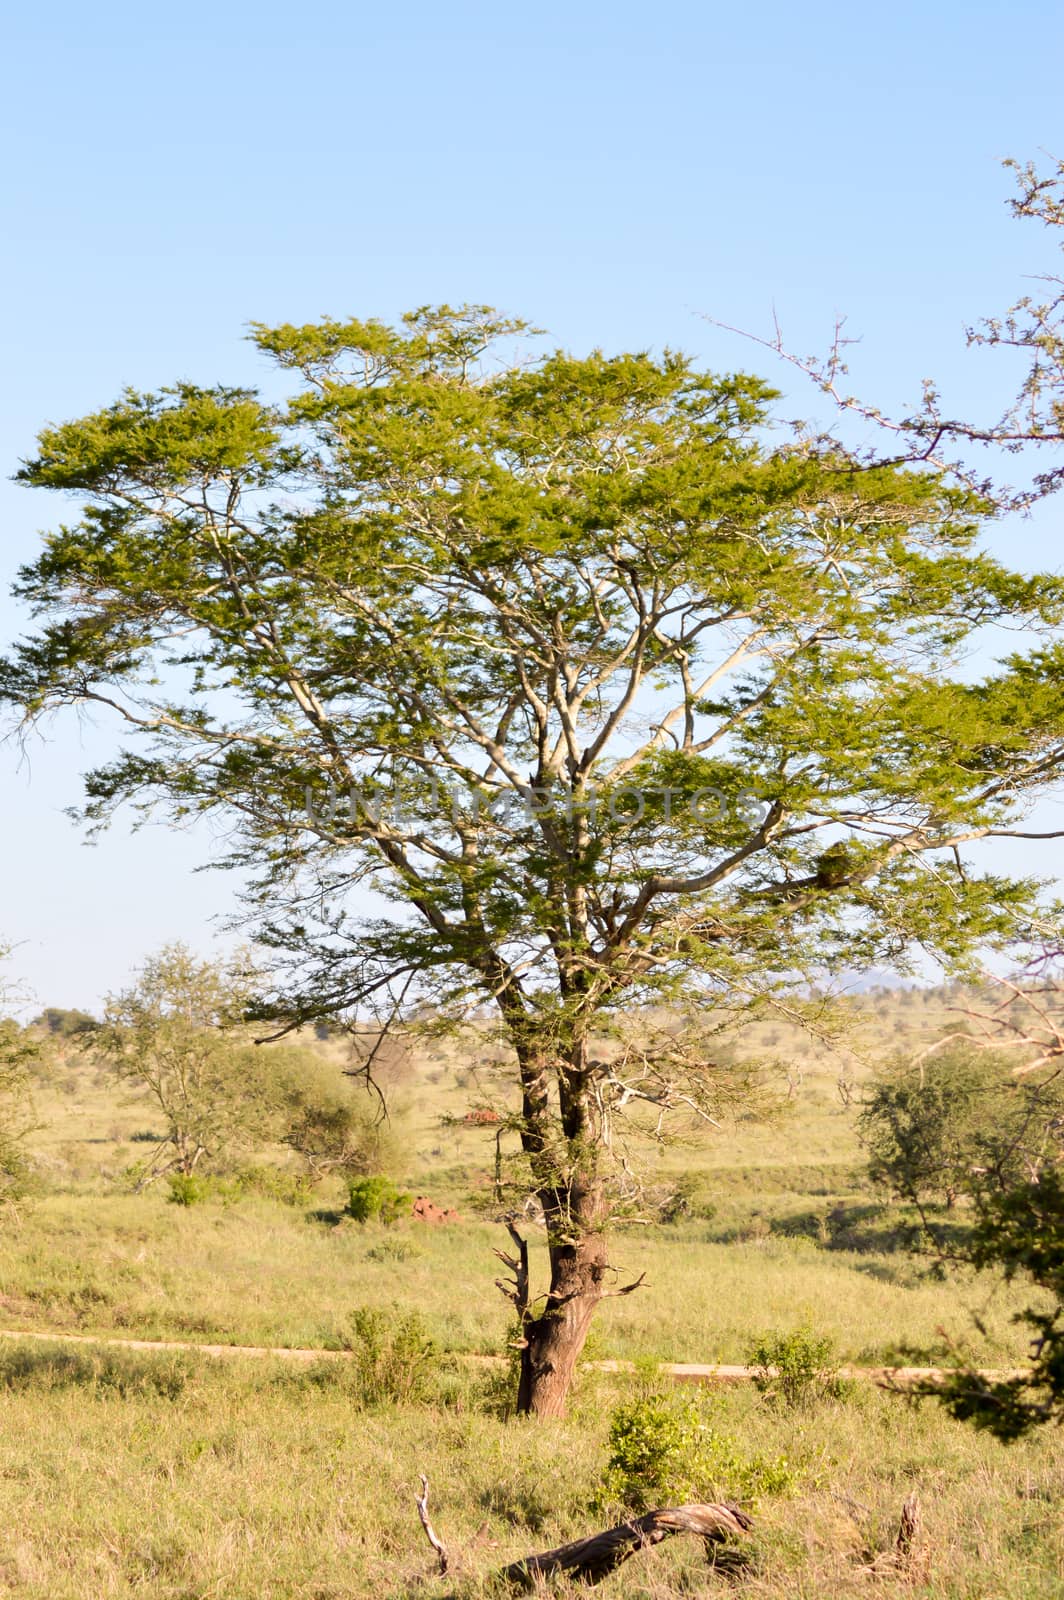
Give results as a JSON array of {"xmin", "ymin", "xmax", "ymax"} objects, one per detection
[
  {"xmin": 922, "ymin": 1166, "xmax": 1064, "ymax": 1440},
  {"xmin": 278, "ymin": 1056, "xmax": 407, "ymax": 1178},
  {"xmin": 655, "ymin": 1173, "xmax": 716, "ymax": 1224},
  {"xmin": 597, "ymin": 1392, "xmax": 795, "ymax": 1512},
  {"xmin": 0, "ymin": 1016, "xmax": 40, "ymax": 1206},
  {"xmin": 334, "ymin": 1306, "xmax": 435, "ymax": 1406},
  {"xmin": 166, "ymin": 1172, "xmax": 208, "ymax": 1206},
  {"xmin": 365, "ymin": 1237, "xmax": 425, "ymax": 1262},
  {"xmin": 31, "ymin": 1007, "xmax": 99, "ymax": 1038},
  {"xmin": 747, "ymin": 1326, "xmax": 845, "ymax": 1409},
  {"xmin": 859, "ymin": 1044, "xmax": 1064, "ymax": 1216},
  {"xmin": 347, "ymin": 1174, "xmax": 411, "ymax": 1224}
]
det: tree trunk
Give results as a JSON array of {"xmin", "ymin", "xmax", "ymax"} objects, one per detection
[
  {"xmin": 517, "ymin": 1225, "xmax": 608, "ymax": 1418},
  {"xmin": 503, "ymin": 1014, "xmax": 610, "ymax": 1419}
]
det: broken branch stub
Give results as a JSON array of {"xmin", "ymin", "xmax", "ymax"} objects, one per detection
[{"xmin": 415, "ymin": 1475, "xmax": 449, "ymax": 1576}]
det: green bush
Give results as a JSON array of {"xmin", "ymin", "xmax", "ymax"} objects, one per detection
[
  {"xmin": 747, "ymin": 1326, "xmax": 845, "ymax": 1409},
  {"xmin": 365, "ymin": 1237, "xmax": 425, "ymax": 1263},
  {"xmin": 346, "ymin": 1174, "xmax": 411, "ymax": 1224},
  {"xmin": 655, "ymin": 1173, "xmax": 716, "ymax": 1224},
  {"xmin": 166, "ymin": 1172, "xmax": 208, "ymax": 1206},
  {"xmin": 334, "ymin": 1306, "xmax": 435, "ymax": 1406},
  {"xmin": 859, "ymin": 1045, "xmax": 1064, "ymax": 1215},
  {"xmin": 597, "ymin": 1392, "xmax": 795, "ymax": 1512}
]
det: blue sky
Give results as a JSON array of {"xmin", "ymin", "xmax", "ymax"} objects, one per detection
[{"xmin": 2, "ymin": 0, "xmax": 1063, "ymax": 1009}]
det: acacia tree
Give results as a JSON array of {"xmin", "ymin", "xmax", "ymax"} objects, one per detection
[
  {"xmin": 5, "ymin": 308, "xmax": 1064, "ymax": 1413},
  {"xmin": 97, "ymin": 942, "xmax": 378, "ymax": 1185},
  {"xmin": 96, "ymin": 943, "xmax": 279, "ymax": 1181}
]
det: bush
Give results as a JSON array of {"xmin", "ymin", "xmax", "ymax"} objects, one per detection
[
  {"xmin": 166, "ymin": 1172, "xmax": 208, "ymax": 1206},
  {"xmin": 922, "ymin": 1167, "xmax": 1064, "ymax": 1440},
  {"xmin": 31, "ymin": 1007, "xmax": 99, "ymax": 1038},
  {"xmin": 655, "ymin": 1173, "xmax": 716, "ymax": 1224},
  {"xmin": 333, "ymin": 1306, "xmax": 435, "ymax": 1406},
  {"xmin": 0, "ymin": 1017, "xmax": 40, "ymax": 1206},
  {"xmin": 747, "ymin": 1327, "xmax": 845, "ymax": 1409},
  {"xmin": 597, "ymin": 1391, "xmax": 796, "ymax": 1512},
  {"xmin": 859, "ymin": 1044, "xmax": 1064, "ymax": 1215},
  {"xmin": 278, "ymin": 1055, "xmax": 407, "ymax": 1177},
  {"xmin": 365, "ymin": 1237, "xmax": 425, "ymax": 1262},
  {"xmin": 347, "ymin": 1174, "xmax": 411, "ymax": 1224},
  {"xmin": 165, "ymin": 1165, "xmax": 314, "ymax": 1208}
]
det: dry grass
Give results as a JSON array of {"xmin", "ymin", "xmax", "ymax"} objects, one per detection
[
  {"xmin": 2, "ymin": 985, "xmax": 1060, "ymax": 1596},
  {"xmin": 0, "ymin": 1342, "xmax": 1061, "ymax": 1598}
]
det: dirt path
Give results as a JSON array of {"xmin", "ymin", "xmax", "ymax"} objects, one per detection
[{"xmin": 0, "ymin": 1327, "xmax": 1020, "ymax": 1384}]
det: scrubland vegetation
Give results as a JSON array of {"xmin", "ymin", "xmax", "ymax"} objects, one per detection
[{"xmin": 0, "ymin": 982, "xmax": 1062, "ymax": 1597}]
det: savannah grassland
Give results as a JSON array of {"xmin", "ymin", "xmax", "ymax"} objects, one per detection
[{"xmin": 2, "ymin": 988, "xmax": 1062, "ymax": 1599}]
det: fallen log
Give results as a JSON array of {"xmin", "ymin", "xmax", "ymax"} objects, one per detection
[{"xmin": 496, "ymin": 1502, "xmax": 753, "ymax": 1589}]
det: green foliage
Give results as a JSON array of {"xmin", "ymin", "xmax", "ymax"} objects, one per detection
[
  {"xmin": 332, "ymin": 1306, "xmax": 435, "ymax": 1406},
  {"xmin": 277, "ymin": 1054, "xmax": 405, "ymax": 1179},
  {"xmin": 7, "ymin": 308, "xmax": 1064, "ymax": 1047},
  {"xmin": 346, "ymin": 1175, "xmax": 411, "ymax": 1224},
  {"xmin": 95, "ymin": 943, "xmax": 270, "ymax": 1180},
  {"xmin": 164, "ymin": 1165, "xmax": 314, "ymax": 1208},
  {"xmin": 655, "ymin": 1172, "xmax": 716, "ymax": 1224},
  {"xmin": 229, "ymin": 1164, "xmax": 315, "ymax": 1206},
  {"xmin": 364, "ymin": 1236, "xmax": 425, "ymax": 1263},
  {"xmin": 94, "ymin": 945, "xmax": 392, "ymax": 1191},
  {"xmin": 921, "ymin": 1166, "xmax": 1064, "ymax": 1440},
  {"xmin": 0, "ymin": 1342, "xmax": 192, "ymax": 1399},
  {"xmin": 597, "ymin": 1391, "xmax": 796, "ymax": 1512},
  {"xmin": 859, "ymin": 1045, "xmax": 1064, "ymax": 1218},
  {"xmin": 166, "ymin": 1172, "xmax": 208, "ymax": 1206},
  {"xmin": 747, "ymin": 1327, "xmax": 845, "ymax": 1409}
]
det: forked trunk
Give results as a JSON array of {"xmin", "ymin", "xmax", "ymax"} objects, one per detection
[{"xmin": 517, "ymin": 1227, "xmax": 608, "ymax": 1418}]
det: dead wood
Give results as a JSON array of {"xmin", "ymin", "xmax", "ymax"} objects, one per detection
[
  {"xmin": 496, "ymin": 1501, "xmax": 753, "ymax": 1589},
  {"xmin": 415, "ymin": 1475, "xmax": 450, "ymax": 1575},
  {"xmin": 858, "ymin": 1492, "xmax": 925, "ymax": 1577},
  {"xmin": 894, "ymin": 1491, "xmax": 922, "ymax": 1568},
  {"xmin": 493, "ymin": 1219, "xmax": 531, "ymax": 1326}
]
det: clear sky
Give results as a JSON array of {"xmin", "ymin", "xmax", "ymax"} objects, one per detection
[{"xmin": 2, "ymin": 0, "xmax": 1063, "ymax": 1011}]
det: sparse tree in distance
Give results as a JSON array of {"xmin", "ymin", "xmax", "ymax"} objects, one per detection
[
  {"xmin": 95, "ymin": 943, "xmax": 274, "ymax": 1181},
  {"xmin": 31, "ymin": 1007, "xmax": 99, "ymax": 1039},
  {"xmin": 278, "ymin": 1046, "xmax": 404, "ymax": 1180},
  {"xmin": 4, "ymin": 291, "xmax": 1064, "ymax": 1412},
  {"xmin": 860, "ymin": 1044, "xmax": 1064, "ymax": 1219},
  {"xmin": 96, "ymin": 942, "xmax": 396, "ymax": 1188},
  {"xmin": 0, "ymin": 948, "xmax": 40, "ymax": 1207}
]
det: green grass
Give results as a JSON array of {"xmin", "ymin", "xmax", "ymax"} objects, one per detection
[{"xmin": 0, "ymin": 1191, "xmax": 1044, "ymax": 1367}]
